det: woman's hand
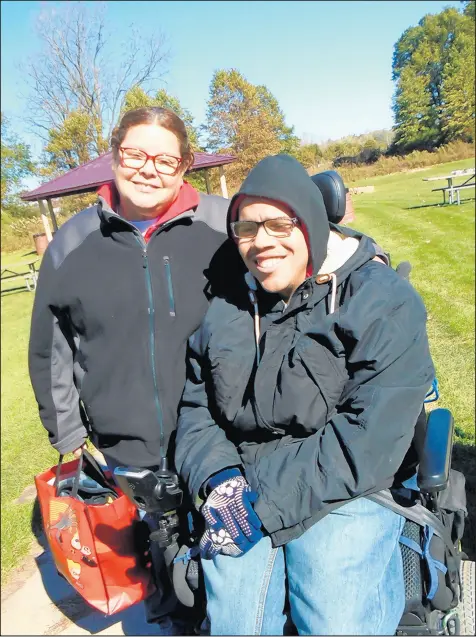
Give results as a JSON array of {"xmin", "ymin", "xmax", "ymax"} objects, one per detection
[
  {"xmin": 200, "ymin": 468, "xmax": 263, "ymax": 559},
  {"xmin": 72, "ymin": 444, "xmax": 87, "ymax": 459}
]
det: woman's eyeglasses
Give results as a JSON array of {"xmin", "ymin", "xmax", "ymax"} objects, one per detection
[
  {"xmin": 230, "ymin": 217, "xmax": 299, "ymax": 240},
  {"xmin": 119, "ymin": 147, "xmax": 182, "ymax": 175}
]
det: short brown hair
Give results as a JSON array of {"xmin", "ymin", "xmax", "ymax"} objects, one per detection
[{"xmin": 110, "ymin": 107, "xmax": 194, "ymax": 171}]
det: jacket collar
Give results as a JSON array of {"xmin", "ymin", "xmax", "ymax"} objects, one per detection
[{"xmin": 96, "ymin": 181, "xmax": 200, "ymax": 234}]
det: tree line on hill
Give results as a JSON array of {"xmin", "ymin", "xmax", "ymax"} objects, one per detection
[{"xmin": 1, "ymin": 0, "xmax": 474, "ymax": 215}]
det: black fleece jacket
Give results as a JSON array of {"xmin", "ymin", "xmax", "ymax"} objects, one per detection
[{"xmin": 28, "ymin": 193, "xmax": 229, "ymax": 467}]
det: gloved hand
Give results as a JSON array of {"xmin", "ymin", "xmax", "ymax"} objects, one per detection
[
  {"xmin": 200, "ymin": 468, "xmax": 263, "ymax": 559},
  {"xmin": 200, "ymin": 527, "xmax": 243, "ymax": 558}
]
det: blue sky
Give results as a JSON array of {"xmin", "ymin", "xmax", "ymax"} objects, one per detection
[{"xmin": 1, "ymin": 0, "xmax": 462, "ymax": 170}]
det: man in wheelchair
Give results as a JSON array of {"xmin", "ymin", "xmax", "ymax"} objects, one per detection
[{"xmin": 119, "ymin": 160, "xmax": 474, "ymax": 635}]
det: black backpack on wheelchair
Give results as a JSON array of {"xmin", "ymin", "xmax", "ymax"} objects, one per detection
[
  {"xmin": 310, "ymin": 170, "xmax": 474, "ymax": 636},
  {"xmin": 370, "ymin": 407, "xmax": 473, "ymax": 636}
]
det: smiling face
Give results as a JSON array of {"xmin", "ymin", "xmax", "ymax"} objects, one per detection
[
  {"xmin": 237, "ymin": 198, "xmax": 309, "ymax": 301},
  {"xmin": 112, "ymin": 124, "xmax": 186, "ymax": 220}
]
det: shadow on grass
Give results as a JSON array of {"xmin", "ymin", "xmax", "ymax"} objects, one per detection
[
  {"xmin": 452, "ymin": 442, "xmax": 476, "ymax": 561},
  {"xmin": 1, "ymin": 286, "xmax": 32, "ymax": 297},
  {"xmin": 406, "ymin": 196, "xmax": 475, "ymax": 210},
  {"xmin": 30, "ymin": 498, "xmax": 181, "ymax": 635}
]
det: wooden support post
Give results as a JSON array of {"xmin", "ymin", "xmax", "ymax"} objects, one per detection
[
  {"xmin": 46, "ymin": 198, "xmax": 59, "ymax": 232},
  {"xmin": 204, "ymin": 169, "xmax": 212, "ymax": 195},
  {"xmin": 38, "ymin": 200, "xmax": 53, "ymax": 242},
  {"xmin": 219, "ymin": 165, "xmax": 229, "ymax": 199}
]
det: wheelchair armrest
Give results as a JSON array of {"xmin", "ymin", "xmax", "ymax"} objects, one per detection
[{"xmin": 417, "ymin": 408, "xmax": 454, "ymax": 493}]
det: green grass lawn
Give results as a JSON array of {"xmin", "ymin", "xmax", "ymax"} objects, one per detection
[
  {"xmin": 1, "ymin": 250, "xmax": 58, "ymax": 583},
  {"xmin": 1, "ymin": 160, "xmax": 475, "ymax": 584},
  {"xmin": 348, "ymin": 158, "xmax": 475, "ymax": 444}
]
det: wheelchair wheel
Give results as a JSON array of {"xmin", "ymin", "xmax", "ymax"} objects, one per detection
[{"xmin": 455, "ymin": 560, "xmax": 475, "ymax": 635}]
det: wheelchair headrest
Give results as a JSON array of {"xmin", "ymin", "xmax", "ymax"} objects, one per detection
[{"xmin": 310, "ymin": 170, "xmax": 347, "ymax": 225}]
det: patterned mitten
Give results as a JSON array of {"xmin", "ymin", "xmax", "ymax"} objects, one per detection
[
  {"xmin": 200, "ymin": 468, "xmax": 263, "ymax": 559},
  {"xmin": 199, "ymin": 527, "xmax": 244, "ymax": 559}
]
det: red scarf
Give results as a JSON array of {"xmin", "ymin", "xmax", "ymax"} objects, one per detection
[{"xmin": 97, "ymin": 181, "xmax": 200, "ymax": 243}]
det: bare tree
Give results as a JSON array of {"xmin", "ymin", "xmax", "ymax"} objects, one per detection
[{"xmin": 21, "ymin": 1, "xmax": 170, "ymax": 157}]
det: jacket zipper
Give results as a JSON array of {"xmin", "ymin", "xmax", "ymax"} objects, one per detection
[
  {"xmin": 134, "ymin": 233, "xmax": 166, "ymax": 458},
  {"xmin": 251, "ymin": 394, "xmax": 282, "ymax": 435},
  {"xmin": 249, "ymin": 326, "xmax": 284, "ymax": 436},
  {"xmin": 163, "ymin": 256, "xmax": 176, "ymax": 318},
  {"xmin": 249, "ymin": 293, "xmax": 308, "ymax": 436}
]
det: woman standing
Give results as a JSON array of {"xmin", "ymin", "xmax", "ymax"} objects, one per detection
[{"xmin": 29, "ymin": 107, "xmax": 229, "ymax": 632}]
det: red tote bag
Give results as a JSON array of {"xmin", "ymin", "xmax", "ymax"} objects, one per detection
[{"xmin": 35, "ymin": 452, "xmax": 156, "ymax": 615}]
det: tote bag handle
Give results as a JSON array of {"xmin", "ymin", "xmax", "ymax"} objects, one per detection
[{"xmin": 54, "ymin": 452, "xmax": 84, "ymax": 498}]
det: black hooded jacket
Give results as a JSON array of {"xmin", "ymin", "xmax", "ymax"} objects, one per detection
[{"xmin": 175, "ymin": 155, "xmax": 435, "ymax": 547}]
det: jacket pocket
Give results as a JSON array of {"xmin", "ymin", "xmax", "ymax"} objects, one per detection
[
  {"xmin": 209, "ymin": 353, "xmax": 254, "ymax": 425},
  {"xmin": 270, "ymin": 338, "xmax": 347, "ymax": 432},
  {"xmin": 163, "ymin": 256, "xmax": 176, "ymax": 318}
]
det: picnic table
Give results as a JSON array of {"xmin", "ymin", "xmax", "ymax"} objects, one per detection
[
  {"xmin": 1, "ymin": 257, "xmax": 39, "ymax": 292},
  {"xmin": 423, "ymin": 168, "xmax": 475, "ymax": 205}
]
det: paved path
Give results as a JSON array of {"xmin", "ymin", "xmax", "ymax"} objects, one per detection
[
  {"xmin": 1, "ymin": 447, "xmax": 181, "ymax": 636},
  {"xmin": 1, "ymin": 536, "xmax": 171, "ymax": 636}
]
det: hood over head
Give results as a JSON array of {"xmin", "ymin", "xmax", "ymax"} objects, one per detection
[{"xmin": 227, "ymin": 154, "xmax": 330, "ymax": 276}]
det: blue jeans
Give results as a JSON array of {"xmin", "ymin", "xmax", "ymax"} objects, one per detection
[{"xmin": 202, "ymin": 497, "xmax": 406, "ymax": 635}]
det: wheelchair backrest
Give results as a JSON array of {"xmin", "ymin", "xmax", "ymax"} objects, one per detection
[{"xmin": 310, "ymin": 170, "xmax": 347, "ymax": 225}]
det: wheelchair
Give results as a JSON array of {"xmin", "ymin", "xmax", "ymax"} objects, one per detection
[
  {"xmin": 390, "ymin": 406, "xmax": 474, "ymax": 636},
  {"xmin": 310, "ymin": 170, "xmax": 475, "ymax": 636}
]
